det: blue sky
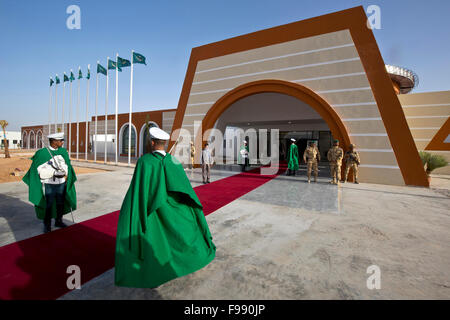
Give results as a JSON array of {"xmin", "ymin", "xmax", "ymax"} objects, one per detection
[{"xmin": 0, "ymin": 0, "xmax": 449, "ymax": 131}]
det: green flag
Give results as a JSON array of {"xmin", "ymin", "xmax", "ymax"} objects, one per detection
[
  {"xmin": 55, "ymin": 76, "xmax": 60, "ymax": 84},
  {"xmin": 70, "ymin": 71, "xmax": 75, "ymax": 81},
  {"xmin": 118, "ymin": 57, "xmax": 131, "ymax": 68},
  {"xmin": 132, "ymin": 52, "xmax": 147, "ymax": 65},
  {"xmin": 87, "ymin": 67, "xmax": 91, "ymax": 80},
  {"xmin": 97, "ymin": 63, "xmax": 107, "ymax": 76},
  {"xmin": 78, "ymin": 69, "xmax": 83, "ymax": 79},
  {"xmin": 64, "ymin": 73, "xmax": 69, "ymax": 82},
  {"xmin": 108, "ymin": 59, "xmax": 122, "ymax": 72},
  {"xmin": 50, "ymin": 78, "xmax": 54, "ymax": 87}
]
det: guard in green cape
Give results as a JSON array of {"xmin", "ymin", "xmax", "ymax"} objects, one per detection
[
  {"xmin": 22, "ymin": 132, "xmax": 77, "ymax": 233},
  {"xmin": 115, "ymin": 127, "xmax": 216, "ymax": 288},
  {"xmin": 287, "ymin": 138, "xmax": 299, "ymax": 176}
]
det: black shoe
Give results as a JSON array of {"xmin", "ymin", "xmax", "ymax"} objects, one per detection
[
  {"xmin": 55, "ymin": 219, "xmax": 68, "ymax": 228},
  {"xmin": 354, "ymin": 180, "xmax": 359, "ymax": 184},
  {"xmin": 44, "ymin": 224, "xmax": 51, "ymax": 233}
]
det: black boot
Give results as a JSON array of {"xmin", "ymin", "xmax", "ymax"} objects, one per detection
[
  {"xmin": 43, "ymin": 222, "xmax": 52, "ymax": 233},
  {"xmin": 55, "ymin": 218, "xmax": 68, "ymax": 228},
  {"xmin": 55, "ymin": 203, "xmax": 68, "ymax": 228},
  {"xmin": 44, "ymin": 207, "xmax": 52, "ymax": 233}
]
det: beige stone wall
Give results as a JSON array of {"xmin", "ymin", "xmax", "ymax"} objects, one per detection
[
  {"xmin": 162, "ymin": 111, "xmax": 175, "ymax": 134},
  {"xmin": 179, "ymin": 29, "xmax": 404, "ymax": 185},
  {"xmin": 399, "ymin": 91, "xmax": 450, "ymax": 175}
]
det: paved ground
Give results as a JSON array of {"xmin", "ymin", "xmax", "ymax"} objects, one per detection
[{"xmin": 0, "ymin": 161, "xmax": 449, "ymax": 299}]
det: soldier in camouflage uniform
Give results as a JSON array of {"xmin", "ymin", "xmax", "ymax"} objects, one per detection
[
  {"xmin": 343, "ymin": 143, "xmax": 360, "ymax": 184},
  {"xmin": 190, "ymin": 141, "xmax": 196, "ymax": 170},
  {"xmin": 327, "ymin": 139, "xmax": 344, "ymax": 185},
  {"xmin": 303, "ymin": 141, "xmax": 320, "ymax": 183}
]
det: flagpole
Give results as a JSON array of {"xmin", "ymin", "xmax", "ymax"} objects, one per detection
[
  {"xmin": 55, "ymin": 74, "xmax": 58, "ymax": 133},
  {"xmin": 95, "ymin": 62, "xmax": 99, "ymax": 163},
  {"xmin": 48, "ymin": 79, "xmax": 52, "ymax": 136},
  {"xmin": 105, "ymin": 57, "xmax": 109, "ymax": 164},
  {"xmin": 85, "ymin": 64, "xmax": 90, "ymax": 161},
  {"xmin": 115, "ymin": 53, "xmax": 119, "ymax": 165},
  {"xmin": 77, "ymin": 66, "xmax": 80, "ymax": 160},
  {"xmin": 128, "ymin": 50, "xmax": 134, "ymax": 166},
  {"xmin": 62, "ymin": 73, "xmax": 66, "ymax": 137},
  {"xmin": 69, "ymin": 70, "xmax": 73, "ymax": 157}
]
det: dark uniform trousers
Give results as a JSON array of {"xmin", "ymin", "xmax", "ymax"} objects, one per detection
[{"xmin": 44, "ymin": 182, "xmax": 66, "ymax": 226}]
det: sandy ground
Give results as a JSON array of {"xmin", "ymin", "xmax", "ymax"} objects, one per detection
[{"xmin": 0, "ymin": 157, "xmax": 106, "ymax": 183}]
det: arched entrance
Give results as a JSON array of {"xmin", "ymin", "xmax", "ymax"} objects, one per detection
[
  {"xmin": 198, "ymin": 79, "xmax": 351, "ymax": 158},
  {"xmin": 29, "ymin": 131, "xmax": 36, "ymax": 149},
  {"xmin": 139, "ymin": 121, "xmax": 159, "ymax": 157},
  {"xmin": 22, "ymin": 131, "xmax": 28, "ymax": 149},
  {"xmin": 119, "ymin": 123, "xmax": 137, "ymax": 157},
  {"xmin": 36, "ymin": 130, "xmax": 43, "ymax": 149}
]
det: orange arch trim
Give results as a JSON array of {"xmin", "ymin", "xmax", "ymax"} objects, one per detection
[{"xmin": 198, "ymin": 80, "xmax": 351, "ymax": 152}]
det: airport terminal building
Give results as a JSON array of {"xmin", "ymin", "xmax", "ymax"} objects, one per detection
[{"xmin": 21, "ymin": 7, "xmax": 449, "ymax": 186}]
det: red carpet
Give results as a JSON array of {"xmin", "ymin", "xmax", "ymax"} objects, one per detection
[{"xmin": 0, "ymin": 162, "xmax": 285, "ymax": 300}]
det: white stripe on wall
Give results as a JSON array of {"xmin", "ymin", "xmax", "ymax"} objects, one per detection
[
  {"xmin": 292, "ymin": 72, "xmax": 366, "ymax": 83},
  {"xmin": 409, "ymin": 127, "xmax": 440, "ymax": 130},
  {"xmin": 332, "ymin": 102, "xmax": 376, "ymax": 107},
  {"xmin": 187, "ymin": 102, "xmax": 215, "ymax": 107},
  {"xmin": 402, "ymin": 103, "xmax": 450, "ymax": 108},
  {"xmin": 189, "ymin": 72, "xmax": 368, "ymax": 96},
  {"xmin": 359, "ymin": 164, "xmax": 399, "ymax": 169},
  {"xmin": 196, "ymin": 43, "xmax": 356, "ymax": 74},
  {"xmin": 192, "ymin": 57, "xmax": 361, "ymax": 85},
  {"xmin": 349, "ymin": 133, "xmax": 387, "ymax": 136},
  {"xmin": 316, "ymin": 87, "xmax": 371, "ymax": 94},
  {"xmin": 188, "ymin": 88, "xmax": 375, "ymax": 107},
  {"xmin": 358, "ymin": 149, "xmax": 393, "ymax": 152},
  {"xmin": 342, "ymin": 117, "xmax": 382, "ymax": 121},
  {"xmin": 406, "ymin": 115, "xmax": 449, "ymax": 119},
  {"xmin": 184, "ymin": 113, "xmax": 207, "ymax": 117}
]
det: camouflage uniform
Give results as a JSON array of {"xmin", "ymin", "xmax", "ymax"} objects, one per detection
[
  {"xmin": 303, "ymin": 145, "xmax": 320, "ymax": 183},
  {"xmin": 327, "ymin": 144, "xmax": 343, "ymax": 184},
  {"xmin": 344, "ymin": 145, "xmax": 360, "ymax": 183},
  {"xmin": 190, "ymin": 144, "xmax": 195, "ymax": 169}
]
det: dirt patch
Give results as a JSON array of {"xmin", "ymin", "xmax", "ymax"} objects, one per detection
[{"xmin": 0, "ymin": 157, "xmax": 106, "ymax": 183}]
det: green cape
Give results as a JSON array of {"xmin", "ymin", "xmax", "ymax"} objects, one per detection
[
  {"xmin": 287, "ymin": 143, "xmax": 299, "ymax": 170},
  {"xmin": 115, "ymin": 152, "xmax": 216, "ymax": 288},
  {"xmin": 22, "ymin": 147, "xmax": 77, "ymax": 220}
]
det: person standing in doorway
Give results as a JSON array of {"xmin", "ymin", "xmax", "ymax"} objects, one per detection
[
  {"xmin": 190, "ymin": 141, "xmax": 196, "ymax": 171},
  {"xmin": 303, "ymin": 141, "xmax": 320, "ymax": 183},
  {"xmin": 202, "ymin": 142, "xmax": 214, "ymax": 184},
  {"xmin": 343, "ymin": 143, "xmax": 360, "ymax": 184},
  {"xmin": 327, "ymin": 139, "xmax": 344, "ymax": 185},
  {"xmin": 287, "ymin": 138, "xmax": 299, "ymax": 176},
  {"xmin": 239, "ymin": 140, "xmax": 249, "ymax": 172}
]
